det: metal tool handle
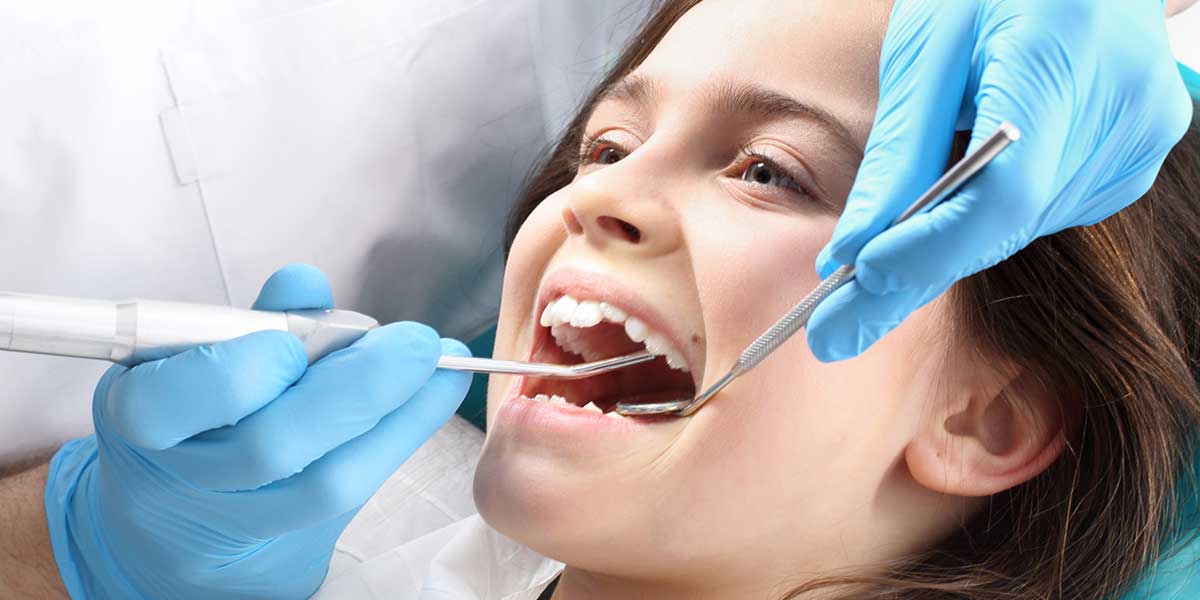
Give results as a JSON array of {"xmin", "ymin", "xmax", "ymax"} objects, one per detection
[
  {"xmin": 437, "ymin": 350, "xmax": 654, "ymax": 379},
  {"xmin": 735, "ymin": 264, "xmax": 856, "ymax": 372}
]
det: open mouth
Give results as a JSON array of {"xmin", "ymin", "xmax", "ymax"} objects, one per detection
[{"xmin": 520, "ymin": 293, "xmax": 699, "ymax": 415}]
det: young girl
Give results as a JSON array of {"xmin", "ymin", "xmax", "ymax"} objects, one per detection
[{"xmin": 473, "ymin": 0, "xmax": 1200, "ymax": 598}]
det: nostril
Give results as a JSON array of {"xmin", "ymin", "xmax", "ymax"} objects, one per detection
[
  {"xmin": 562, "ymin": 208, "xmax": 584, "ymax": 235},
  {"xmin": 598, "ymin": 216, "xmax": 641, "ymax": 243}
]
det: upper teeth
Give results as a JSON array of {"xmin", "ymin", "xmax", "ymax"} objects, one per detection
[{"xmin": 540, "ymin": 294, "xmax": 689, "ymax": 372}]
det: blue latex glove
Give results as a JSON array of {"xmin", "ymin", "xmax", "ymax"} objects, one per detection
[
  {"xmin": 44, "ymin": 264, "xmax": 472, "ymax": 599},
  {"xmin": 808, "ymin": 0, "xmax": 1194, "ymax": 362}
]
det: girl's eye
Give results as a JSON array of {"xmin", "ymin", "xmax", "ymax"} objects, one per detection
[
  {"xmin": 591, "ymin": 145, "xmax": 625, "ymax": 165},
  {"xmin": 580, "ymin": 135, "xmax": 629, "ymax": 167},
  {"xmin": 738, "ymin": 157, "xmax": 808, "ymax": 196}
]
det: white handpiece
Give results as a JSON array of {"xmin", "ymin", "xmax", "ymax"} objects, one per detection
[
  {"xmin": 0, "ymin": 292, "xmax": 657, "ymax": 377},
  {"xmin": 0, "ymin": 292, "xmax": 379, "ymax": 366}
]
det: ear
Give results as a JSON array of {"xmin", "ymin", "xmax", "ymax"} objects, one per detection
[{"xmin": 905, "ymin": 366, "xmax": 1068, "ymax": 498}]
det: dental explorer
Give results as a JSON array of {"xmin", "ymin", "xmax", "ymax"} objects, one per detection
[
  {"xmin": 0, "ymin": 293, "xmax": 653, "ymax": 378},
  {"xmin": 615, "ymin": 122, "xmax": 1022, "ymax": 417}
]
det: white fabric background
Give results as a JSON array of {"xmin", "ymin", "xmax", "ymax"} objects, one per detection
[
  {"xmin": 0, "ymin": 0, "xmax": 652, "ymax": 462},
  {"xmin": 1169, "ymin": 3, "xmax": 1199, "ymax": 67}
]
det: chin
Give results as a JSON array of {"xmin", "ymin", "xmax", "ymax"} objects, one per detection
[
  {"xmin": 474, "ymin": 442, "xmax": 663, "ymax": 575},
  {"xmin": 476, "ymin": 439, "xmax": 589, "ymax": 536}
]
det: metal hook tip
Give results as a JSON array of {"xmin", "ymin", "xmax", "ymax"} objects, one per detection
[{"xmin": 613, "ymin": 398, "xmax": 691, "ymax": 416}]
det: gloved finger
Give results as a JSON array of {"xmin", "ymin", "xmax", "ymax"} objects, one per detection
[
  {"xmin": 805, "ymin": 278, "xmax": 945, "ymax": 363},
  {"xmin": 156, "ymin": 322, "xmax": 445, "ymax": 490},
  {"xmin": 252, "ymin": 263, "xmax": 334, "ymax": 311},
  {"xmin": 100, "ymin": 330, "xmax": 308, "ymax": 451},
  {"xmin": 850, "ymin": 54, "xmax": 1068, "ymax": 295},
  {"xmin": 1067, "ymin": 65, "xmax": 1193, "ymax": 227},
  {"xmin": 222, "ymin": 338, "xmax": 472, "ymax": 537},
  {"xmin": 815, "ymin": 0, "xmax": 977, "ymax": 279}
]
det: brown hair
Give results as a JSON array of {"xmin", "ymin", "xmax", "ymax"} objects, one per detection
[{"xmin": 505, "ymin": 2, "xmax": 1200, "ymax": 597}]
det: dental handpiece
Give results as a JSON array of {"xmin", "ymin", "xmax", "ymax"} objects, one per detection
[
  {"xmin": 0, "ymin": 293, "xmax": 379, "ymax": 366},
  {"xmin": 0, "ymin": 292, "xmax": 654, "ymax": 376}
]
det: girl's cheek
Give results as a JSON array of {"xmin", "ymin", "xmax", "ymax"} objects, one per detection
[
  {"xmin": 510, "ymin": 192, "xmax": 569, "ymax": 264},
  {"xmin": 503, "ymin": 198, "xmax": 561, "ymax": 286}
]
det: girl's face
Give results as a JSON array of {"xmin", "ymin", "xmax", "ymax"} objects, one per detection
[{"xmin": 477, "ymin": 0, "xmax": 968, "ymax": 593}]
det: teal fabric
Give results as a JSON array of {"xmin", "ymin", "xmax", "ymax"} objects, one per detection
[
  {"xmin": 458, "ymin": 324, "xmax": 496, "ymax": 431},
  {"xmin": 1120, "ymin": 448, "xmax": 1200, "ymax": 599},
  {"xmin": 1181, "ymin": 62, "xmax": 1200, "ymax": 102}
]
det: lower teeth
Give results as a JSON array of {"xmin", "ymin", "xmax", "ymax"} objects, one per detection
[
  {"xmin": 522, "ymin": 394, "xmax": 622, "ymax": 417},
  {"xmin": 528, "ymin": 394, "xmax": 568, "ymax": 404}
]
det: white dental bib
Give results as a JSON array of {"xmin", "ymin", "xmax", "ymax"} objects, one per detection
[{"xmin": 314, "ymin": 416, "xmax": 563, "ymax": 599}]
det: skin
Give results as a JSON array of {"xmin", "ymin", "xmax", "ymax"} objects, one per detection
[
  {"xmin": 1167, "ymin": 0, "xmax": 1198, "ymax": 16},
  {"xmin": 0, "ymin": 460, "xmax": 66, "ymax": 599},
  {"xmin": 476, "ymin": 1, "xmax": 1066, "ymax": 598}
]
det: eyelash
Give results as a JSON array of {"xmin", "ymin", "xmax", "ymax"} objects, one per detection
[
  {"xmin": 576, "ymin": 133, "xmax": 621, "ymax": 168},
  {"xmin": 733, "ymin": 144, "xmax": 813, "ymax": 197},
  {"xmin": 576, "ymin": 133, "xmax": 815, "ymax": 200}
]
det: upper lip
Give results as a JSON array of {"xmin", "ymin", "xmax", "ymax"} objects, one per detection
[{"xmin": 533, "ymin": 268, "xmax": 702, "ymax": 387}]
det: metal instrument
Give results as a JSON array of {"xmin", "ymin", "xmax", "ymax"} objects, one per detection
[
  {"xmin": 0, "ymin": 293, "xmax": 654, "ymax": 378},
  {"xmin": 615, "ymin": 123, "xmax": 1022, "ymax": 417}
]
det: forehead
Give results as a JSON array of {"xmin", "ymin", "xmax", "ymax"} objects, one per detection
[{"xmin": 634, "ymin": 0, "xmax": 887, "ymax": 147}]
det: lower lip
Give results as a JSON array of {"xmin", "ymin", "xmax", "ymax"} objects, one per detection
[{"xmin": 493, "ymin": 376, "xmax": 683, "ymax": 438}]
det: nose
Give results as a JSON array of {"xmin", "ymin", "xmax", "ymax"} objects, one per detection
[{"xmin": 562, "ymin": 161, "xmax": 683, "ymax": 257}]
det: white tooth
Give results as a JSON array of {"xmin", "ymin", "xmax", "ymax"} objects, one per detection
[
  {"xmin": 570, "ymin": 301, "xmax": 603, "ymax": 327},
  {"xmin": 551, "ymin": 325, "xmax": 582, "ymax": 354},
  {"xmin": 643, "ymin": 332, "xmax": 671, "ymax": 357},
  {"xmin": 540, "ymin": 300, "xmax": 557, "ymax": 327},
  {"xmin": 600, "ymin": 302, "xmax": 628, "ymax": 323},
  {"xmin": 552, "ymin": 322, "xmax": 601, "ymax": 359},
  {"xmin": 624, "ymin": 317, "xmax": 649, "ymax": 343},
  {"xmin": 532, "ymin": 394, "xmax": 549, "ymax": 403},
  {"xmin": 551, "ymin": 296, "xmax": 578, "ymax": 326},
  {"xmin": 581, "ymin": 402, "xmax": 603, "ymax": 413},
  {"xmin": 559, "ymin": 330, "xmax": 589, "ymax": 357},
  {"xmin": 666, "ymin": 351, "xmax": 690, "ymax": 372},
  {"xmin": 550, "ymin": 324, "xmax": 568, "ymax": 348},
  {"xmin": 606, "ymin": 411, "xmax": 624, "ymax": 419},
  {"xmin": 550, "ymin": 395, "xmax": 568, "ymax": 404},
  {"xmin": 550, "ymin": 323, "xmax": 567, "ymax": 343}
]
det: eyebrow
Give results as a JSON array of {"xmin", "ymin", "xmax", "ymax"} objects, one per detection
[{"xmin": 598, "ymin": 74, "xmax": 863, "ymax": 161}]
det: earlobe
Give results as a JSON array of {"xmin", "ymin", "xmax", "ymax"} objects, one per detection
[{"xmin": 906, "ymin": 370, "xmax": 1068, "ymax": 498}]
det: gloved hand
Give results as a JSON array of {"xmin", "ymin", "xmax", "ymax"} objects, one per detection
[
  {"xmin": 43, "ymin": 264, "xmax": 472, "ymax": 599},
  {"xmin": 807, "ymin": 0, "xmax": 1194, "ymax": 362}
]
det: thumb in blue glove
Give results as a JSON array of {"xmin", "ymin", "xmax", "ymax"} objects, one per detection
[
  {"xmin": 807, "ymin": 0, "xmax": 1194, "ymax": 362},
  {"xmin": 45, "ymin": 264, "xmax": 473, "ymax": 599}
]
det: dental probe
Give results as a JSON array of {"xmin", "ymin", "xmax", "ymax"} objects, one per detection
[
  {"xmin": 0, "ymin": 293, "xmax": 654, "ymax": 377},
  {"xmin": 616, "ymin": 122, "xmax": 1022, "ymax": 418}
]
